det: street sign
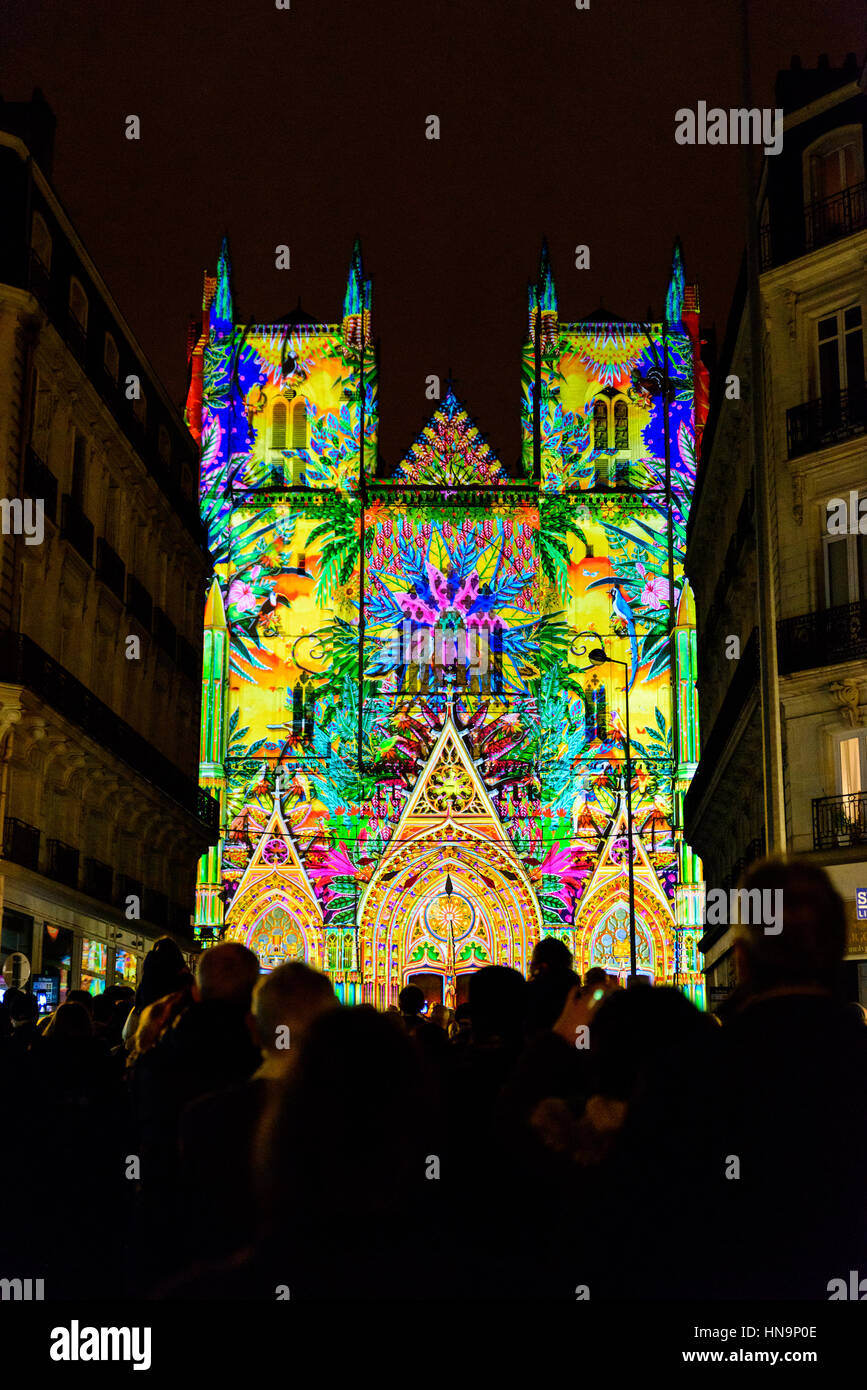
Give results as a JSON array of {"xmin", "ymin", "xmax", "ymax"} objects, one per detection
[
  {"xmin": 856, "ymin": 889, "xmax": 867, "ymax": 920},
  {"xmin": 1, "ymin": 952, "xmax": 31, "ymax": 988}
]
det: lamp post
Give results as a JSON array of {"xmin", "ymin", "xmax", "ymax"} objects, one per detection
[
  {"xmin": 443, "ymin": 871, "xmax": 457, "ymax": 1009},
  {"xmin": 588, "ymin": 646, "xmax": 638, "ymax": 986}
]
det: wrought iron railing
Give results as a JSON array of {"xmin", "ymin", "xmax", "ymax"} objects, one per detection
[
  {"xmin": 777, "ymin": 600, "xmax": 867, "ymax": 675},
  {"xmin": 95, "ymin": 538, "xmax": 126, "ymax": 601},
  {"xmin": 152, "ymin": 606, "xmax": 177, "ymax": 659},
  {"xmin": 47, "ymin": 838, "xmax": 79, "ymax": 888},
  {"xmin": 60, "ymin": 494, "xmax": 94, "ymax": 565},
  {"xmin": 760, "ymin": 181, "xmax": 867, "ymax": 269},
  {"xmin": 3, "ymin": 817, "xmax": 40, "ymax": 871},
  {"xmin": 812, "ymin": 791, "xmax": 867, "ymax": 851},
  {"xmin": 126, "ymin": 574, "xmax": 153, "ymax": 630},
  {"xmin": 83, "ymin": 856, "xmax": 113, "ymax": 902},
  {"xmin": 805, "ymin": 180, "xmax": 867, "ymax": 253},
  {"xmin": 0, "ymin": 631, "xmax": 219, "ymax": 834},
  {"xmin": 787, "ymin": 383, "xmax": 867, "ymax": 458},
  {"xmin": 23, "ymin": 446, "xmax": 58, "ymax": 524}
]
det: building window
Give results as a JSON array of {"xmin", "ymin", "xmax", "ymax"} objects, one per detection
[
  {"xmin": 817, "ymin": 305, "xmax": 864, "ymax": 402},
  {"xmin": 81, "ymin": 937, "xmax": 107, "ymax": 995},
  {"xmin": 31, "ymin": 212, "xmax": 52, "ymax": 272},
  {"xmin": 272, "ymin": 401, "xmax": 287, "ymax": 449},
  {"xmin": 69, "ymin": 277, "xmax": 88, "ymax": 333},
  {"xmin": 158, "ymin": 425, "xmax": 171, "ymax": 468},
  {"xmin": 104, "ymin": 333, "xmax": 119, "ymax": 384},
  {"xmin": 291, "ymin": 398, "xmax": 308, "ymax": 450},
  {"xmin": 613, "ymin": 398, "xmax": 629, "ymax": 452},
  {"xmin": 805, "ymin": 127, "xmax": 864, "ymax": 204},
  {"xmin": 593, "ymin": 398, "xmax": 608, "ymax": 452},
  {"xmin": 133, "ymin": 388, "xmax": 147, "ymax": 429},
  {"xmin": 823, "ymin": 514, "xmax": 867, "ymax": 608},
  {"xmin": 72, "ymin": 431, "xmax": 87, "ymax": 505},
  {"xmin": 833, "ymin": 728, "xmax": 867, "ymax": 807}
]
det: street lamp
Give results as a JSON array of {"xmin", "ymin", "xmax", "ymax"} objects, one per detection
[{"xmin": 588, "ymin": 646, "xmax": 639, "ymax": 986}]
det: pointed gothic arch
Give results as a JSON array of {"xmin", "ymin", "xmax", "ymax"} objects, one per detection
[{"xmin": 357, "ymin": 709, "xmax": 542, "ymax": 1006}]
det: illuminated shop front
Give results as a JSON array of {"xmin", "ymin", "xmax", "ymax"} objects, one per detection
[{"xmin": 191, "ymin": 239, "xmax": 706, "ymax": 1006}]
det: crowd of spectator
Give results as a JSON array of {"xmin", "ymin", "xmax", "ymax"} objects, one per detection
[{"xmin": 1, "ymin": 857, "xmax": 864, "ymax": 1301}]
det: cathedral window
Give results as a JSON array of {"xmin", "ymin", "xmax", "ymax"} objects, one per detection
[
  {"xmin": 593, "ymin": 398, "xmax": 608, "ymax": 452},
  {"xmin": 291, "ymin": 398, "xmax": 308, "ymax": 450},
  {"xmin": 271, "ymin": 401, "xmax": 287, "ymax": 449},
  {"xmin": 613, "ymin": 398, "xmax": 629, "ymax": 452}
]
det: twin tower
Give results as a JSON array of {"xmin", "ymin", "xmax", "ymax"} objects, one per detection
[{"xmin": 188, "ymin": 237, "xmax": 707, "ymax": 1009}]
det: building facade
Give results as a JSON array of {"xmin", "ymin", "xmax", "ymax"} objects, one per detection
[
  {"xmin": 191, "ymin": 237, "xmax": 706, "ymax": 1007},
  {"xmin": 0, "ymin": 94, "xmax": 218, "ymax": 1001},
  {"xmin": 685, "ymin": 55, "xmax": 867, "ymax": 1006}
]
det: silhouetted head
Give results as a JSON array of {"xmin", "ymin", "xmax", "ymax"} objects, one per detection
[
  {"xmin": 195, "ymin": 942, "xmax": 260, "ymax": 1008},
  {"xmin": 589, "ymin": 985, "xmax": 711, "ymax": 1100},
  {"xmin": 8, "ymin": 991, "xmax": 38, "ymax": 1025},
  {"xmin": 734, "ymin": 857, "xmax": 847, "ymax": 995},
  {"xmin": 530, "ymin": 936, "xmax": 573, "ymax": 978},
  {"xmin": 468, "ymin": 966, "xmax": 527, "ymax": 1044},
  {"xmin": 259, "ymin": 1005, "xmax": 429, "ymax": 1229},
  {"xmin": 65, "ymin": 989, "xmax": 95, "ymax": 1017},
  {"xmin": 398, "ymin": 985, "xmax": 425, "ymax": 1017},
  {"xmin": 52, "ymin": 1001, "xmax": 93, "ymax": 1041},
  {"xmin": 252, "ymin": 961, "xmax": 336, "ymax": 1055},
  {"xmin": 583, "ymin": 966, "xmax": 610, "ymax": 991},
  {"xmin": 136, "ymin": 937, "xmax": 189, "ymax": 1011}
]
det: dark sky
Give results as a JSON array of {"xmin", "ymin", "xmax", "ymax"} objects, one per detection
[{"xmin": 2, "ymin": 0, "xmax": 863, "ymax": 467}]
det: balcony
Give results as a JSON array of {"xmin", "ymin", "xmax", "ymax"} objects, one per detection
[
  {"xmin": 83, "ymin": 856, "xmax": 113, "ymax": 902},
  {"xmin": 28, "ymin": 250, "xmax": 50, "ymax": 307},
  {"xmin": 66, "ymin": 316, "xmax": 87, "ymax": 364},
  {"xmin": 152, "ymin": 606, "xmax": 177, "ymax": 660},
  {"xmin": 47, "ymin": 838, "xmax": 80, "ymax": 889},
  {"xmin": 806, "ymin": 180, "xmax": 867, "ymax": 254},
  {"xmin": 117, "ymin": 875, "xmax": 143, "ymax": 911},
  {"xmin": 3, "ymin": 817, "xmax": 40, "ymax": 871},
  {"xmin": 684, "ymin": 628, "xmax": 760, "ymax": 822},
  {"xmin": 812, "ymin": 791, "xmax": 867, "ymax": 851},
  {"xmin": 777, "ymin": 600, "xmax": 867, "ymax": 676},
  {"xmin": 169, "ymin": 900, "xmax": 192, "ymax": 933},
  {"xmin": 60, "ymin": 494, "xmax": 94, "ymax": 566},
  {"xmin": 761, "ymin": 181, "xmax": 867, "ymax": 269},
  {"xmin": 95, "ymin": 538, "xmax": 126, "ymax": 601},
  {"xmin": 0, "ymin": 631, "xmax": 220, "ymax": 835},
  {"xmin": 143, "ymin": 889, "xmax": 169, "ymax": 927},
  {"xmin": 126, "ymin": 574, "xmax": 153, "ymax": 630},
  {"xmin": 23, "ymin": 446, "xmax": 58, "ymax": 524},
  {"xmin": 176, "ymin": 635, "xmax": 201, "ymax": 682},
  {"xmin": 787, "ymin": 383, "xmax": 867, "ymax": 458}
]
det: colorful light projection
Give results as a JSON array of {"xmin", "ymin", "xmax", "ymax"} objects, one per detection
[{"xmin": 190, "ymin": 239, "xmax": 706, "ymax": 1007}]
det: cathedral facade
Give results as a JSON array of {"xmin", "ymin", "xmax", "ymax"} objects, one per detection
[{"xmin": 187, "ymin": 239, "xmax": 707, "ymax": 1008}]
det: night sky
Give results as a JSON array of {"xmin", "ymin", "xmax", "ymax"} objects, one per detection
[{"xmin": 2, "ymin": 0, "xmax": 863, "ymax": 467}]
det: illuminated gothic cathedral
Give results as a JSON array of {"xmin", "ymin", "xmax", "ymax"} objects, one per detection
[{"xmin": 187, "ymin": 239, "xmax": 707, "ymax": 1008}]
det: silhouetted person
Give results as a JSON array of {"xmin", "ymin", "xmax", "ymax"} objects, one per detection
[
  {"xmin": 529, "ymin": 936, "xmax": 573, "ymax": 979},
  {"xmin": 397, "ymin": 984, "xmax": 427, "ymax": 1036},
  {"xmin": 714, "ymin": 857, "xmax": 867, "ymax": 1299},
  {"xmin": 166, "ymin": 1006, "xmax": 446, "ymax": 1298},
  {"xmin": 178, "ymin": 962, "xmax": 337, "ymax": 1262},
  {"xmin": 122, "ymin": 937, "xmax": 193, "ymax": 1049},
  {"xmin": 129, "ymin": 942, "xmax": 261, "ymax": 1290}
]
